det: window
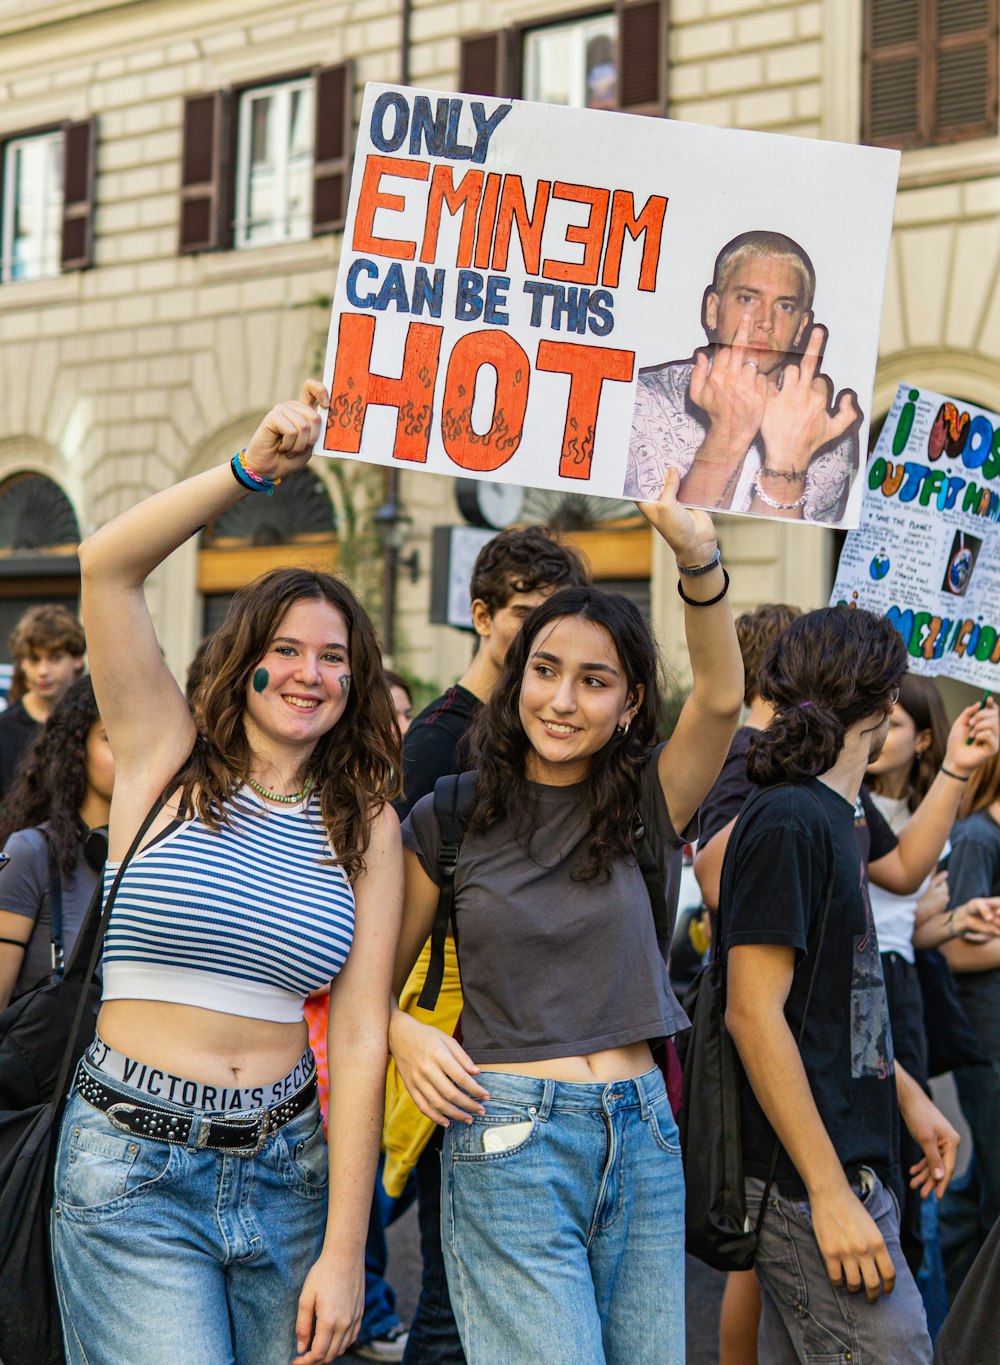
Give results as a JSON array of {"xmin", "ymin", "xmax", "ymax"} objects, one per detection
[
  {"xmin": 235, "ymin": 78, "xmax": 314, "ymax": 248},
  {"xmin": 179, "ymin": 63, "xmax": 354, "ymax": 255},
  {"xmin": 0, "ymin": 120, "xmax": 95, "ymax": 281},
  {"xmin": 863, "ymin": 0, "xmax": 998, "ymax": 148},
  {"xmin": 460, "ymin": 1, "xmax": 667, "ymax": 116},
  {"xmin": 1, "ymin": 132, "xmax": 62, "ymax": 280},
  {"xmin": 523, "ymin": 13, "xmax": 619, "ymax": 109}
]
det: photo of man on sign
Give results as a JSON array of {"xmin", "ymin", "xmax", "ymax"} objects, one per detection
[{"xmin": 624, "ymin": 230, "xmax": 863, "ymax": 521}]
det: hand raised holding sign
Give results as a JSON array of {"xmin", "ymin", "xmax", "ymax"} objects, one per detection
[{"xmin": 244, "ymin": 380, "xmax": 329, "ymax": 482}]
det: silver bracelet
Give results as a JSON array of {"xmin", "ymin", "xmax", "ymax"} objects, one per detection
[
  {"xmin": 676, "ymin": 546, "xmax": 722, "ymax": 577},
  {"xmin": 752, "ymin": 473, "xmax": 806, "ymax": 511}
]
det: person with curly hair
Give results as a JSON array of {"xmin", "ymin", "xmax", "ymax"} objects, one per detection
[
  {"xmin": 389, "ymin": 472, "xmax": 744, "ymax": 1364},
  {"xmin": 0, "ymin": 674, "xmax": 112, "ymax": 1008},
  {"xmin": 50, "ymin": 382, "xmax": 403, "ymax": 1365}
]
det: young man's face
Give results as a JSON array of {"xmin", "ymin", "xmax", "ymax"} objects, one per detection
[
  {"xmin": 705, "ymin": 253, "xmax": 811, "ymax": 378},
  {"xmin": 472, "ymin": 586, "xmax": 557, "ymax": 673},
  {"xmin": 21, "ymin": 646, "xmax": 83, "ymax": 704}
]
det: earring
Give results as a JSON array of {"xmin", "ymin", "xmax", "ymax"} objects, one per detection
[{"xmin": 617, "ymin": 718, "xmax": 631, "ymax": 736}]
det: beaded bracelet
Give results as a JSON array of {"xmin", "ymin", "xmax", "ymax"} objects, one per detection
[
  {"xmin": 678, "ymin": 567, "xmax": 730, "ymax": 607},
  {"xmin": 752, "ymin": 473, "xmax": 806, "ymax": 511},
  {"xmin": 231, "ymin": 449, "xmax": 281, "ymax": 497}
]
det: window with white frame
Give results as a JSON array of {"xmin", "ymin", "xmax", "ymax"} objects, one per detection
[
  {"xmin": 1, "ymin": 131, "xmax": 64, "ymax": 282},
  {"xmin": 234, "ymin": 78, "xmax": 315, "ymax": 248},
  {"xmin": 522, "ymin": 13, "xmax": 619, "ymax": 109}
]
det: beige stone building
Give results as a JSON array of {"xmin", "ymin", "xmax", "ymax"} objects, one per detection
[{"xmin": 0, "ymin": 0, "xmax": 996, "ymax": 694}]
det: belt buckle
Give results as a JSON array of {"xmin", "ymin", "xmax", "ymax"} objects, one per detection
[
  {"xmin": 219, "ymin": 1108, "xmax": 271, "ymax": 1157},
  {"xmin": 106, "ymin": 1102, "xmax": 139, "ymax": 1135}
]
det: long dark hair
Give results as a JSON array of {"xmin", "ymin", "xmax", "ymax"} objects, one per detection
[
  {"xmin": 747, "ymin": 606, "xmax": 908, "ymax": 785},
  {"xmin": 466, "ymin": 585, "xmax": 665, "ymax": 881},
  {"xmin": 179, "ymin": 567, "xmax": 400, "ymax": 881},
  {"xmin": 0, "ymin": 674, "xmax": 101, "ymax": 877},
  {"xmin": 867, "ymin": 673, "xmax": 948, "ymax": 812}
]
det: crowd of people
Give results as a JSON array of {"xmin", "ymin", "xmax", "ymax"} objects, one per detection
[{"xmin": 2, "ymin": 380, "xmax": 999, "ymax": 1364}]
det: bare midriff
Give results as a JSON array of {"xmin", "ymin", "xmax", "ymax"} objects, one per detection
[
  {"xmin": 97, "ymin": 1000, "xmax": 310, "ymax": 1088},
  {"xmin": 482, "ymin": 1040, "xmax": 654, "ymax": 1083}
]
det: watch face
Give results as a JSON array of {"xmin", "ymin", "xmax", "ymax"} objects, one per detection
[{"xmin": 456, "ymin": 479, "xmax": 525, "ymax": 529}]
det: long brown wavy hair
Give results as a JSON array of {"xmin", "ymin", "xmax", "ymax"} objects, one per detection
[
  {"xmin": 178, "ymin": 568, "xmax": 400, "ymax": 881},
  {"xmin": 466, "ymin": 586, "xmax": 665, "ymax": 881}
]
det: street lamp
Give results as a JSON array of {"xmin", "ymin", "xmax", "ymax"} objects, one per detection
[{"xmin": 373, "ymin": 498, "xmax": 420, "ymax": 657}]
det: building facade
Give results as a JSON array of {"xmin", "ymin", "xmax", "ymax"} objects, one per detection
[{"xmin": 0, "ymin": 0, "xmax": 996, "ymax": 689}]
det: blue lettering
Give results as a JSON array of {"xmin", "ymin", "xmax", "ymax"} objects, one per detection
[
  {"xmin": 409, "ymin": 95, "xmax": 448, "ymax": 158},
  {"xmin": 346, "ymin": 258, "xmax": 379, "ymax": 308},
  {"xmin": 456, "ymin": 269, "xmax": 484, "ymax": 321},
  {"xmin": 370, "ymin": 91, "xmax": 409, "ymax": 153},
  {"xmin": 588, "ymin": 289, "xmax": 615, "ymax": 336},
  {"xmin": 484, "ymin": 274, "xmax": 510, "ymax": 325}
]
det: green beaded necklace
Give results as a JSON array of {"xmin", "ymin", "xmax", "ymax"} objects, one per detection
[{"xmin": 248, "ymin": 775, "xmax": 314, "ymax": 805}]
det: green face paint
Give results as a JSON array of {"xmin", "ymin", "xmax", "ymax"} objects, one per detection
[
  {"xmin": 253, "ymin": 668, "xmax": 269, "ymax": 694},
  {"xmin": 338, "ymin": 674, "xmax": 351, "ymax": 695}
]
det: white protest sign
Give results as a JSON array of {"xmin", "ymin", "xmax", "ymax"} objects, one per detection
[
  {"xmin": 318, "ymin": 84, "xmax": 899, "ymax": 528},
  {"xmin": 830, "ymin": 383, "xmax": 1000, "ymax": 686}
]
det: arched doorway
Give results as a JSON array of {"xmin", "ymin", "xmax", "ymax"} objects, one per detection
[{"xmin": 0, "ymin": 473, "xmax": 81, "ymax": 679}]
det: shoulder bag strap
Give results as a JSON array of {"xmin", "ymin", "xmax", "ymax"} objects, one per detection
[
  {"xmin": 417, "ymin": 771, "xmax": 476, "ymax": 1011},
  {"xmin": 40, "ymin": 829, "xmax": 65, "ymax": 979},
  {"xmin": 633, "ymin": 815, "xmax": 669, "ymax": 945},
  {"xmin": 48, "ymin": 783, "xmax": 178, "ymax": 1111}
]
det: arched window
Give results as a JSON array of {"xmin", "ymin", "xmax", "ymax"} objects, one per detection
[
  {"xmin": 0, "ymin": 473, "xmax": 81, "ymax": 665},
  {"xmin": 198, "ymin": 468, "xmax": 338, "ymax": 633}
]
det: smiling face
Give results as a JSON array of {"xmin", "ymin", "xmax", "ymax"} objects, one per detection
[
  {"xmin": 243, "ymin": 597, "xmax": 352, "ymax": 760},
  {"xmin": 705, "ymin": 251, "xmax": 811, "ymax": 378},
  {"xmin": 518, "ymin": 615, "xmax": 641, "ymax": 786}
]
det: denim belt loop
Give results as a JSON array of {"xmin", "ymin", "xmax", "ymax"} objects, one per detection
[
  {"xmin": 635, "ymin": 1073, "xmax": 654, "ymax": 1121},
  {"xmin": 536, "ymin": 1079, "xmax": 556, "ymax": 1121}
]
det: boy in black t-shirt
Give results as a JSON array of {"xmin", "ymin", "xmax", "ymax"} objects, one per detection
[{"xmin": 721, "ymin": 607, "xmax": 992, "ymax": 1363}]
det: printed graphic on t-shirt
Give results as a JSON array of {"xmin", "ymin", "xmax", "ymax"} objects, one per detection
[{"xmin": 850, "ymin": 866, "xmax": 894, "ymax": 1080}]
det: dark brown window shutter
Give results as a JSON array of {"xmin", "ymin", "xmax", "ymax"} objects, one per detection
[
  {"xmin": 179, "ymin": 91, "xmax": 231, "ymax": 254},
  {"xmin": 61, "ymin": 118, "xmax": 97, "ymax": 271},
  {"xmin": 460, "ymin": 31, "xmax": 515, "ymax": 98},
  {"xmin": 313, "ymin": 61, "xmax": 354, "ymax": 235},
  {"xmin": 864, "ymin": 0, "xmax": 998, "ymax": 148},
  {"xmin": 933, "ymin": 0, "xmax": 998, "ymax": 142},
  {"xmin": 617, "ymin": 0, "xmax": 668, "ymax": 114}
]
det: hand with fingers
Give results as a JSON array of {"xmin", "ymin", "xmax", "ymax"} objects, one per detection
[
  {"xmin": 951, "ymin": 896, "xmax": 1000, "ymax": 942},
  {"xmin": 388, "ymin": 1008, "xmax": 489, "ymax": 1126},
  {"xmin": 942, "ymin": 696, "xmax": 999, "ymax": 779},
  {"xmin": 243, "ymin": 379, "xmax": 330, "ymax": 484},
  {"xmin": 758, "ymin": 324, "xmax": 859, "ymax": 477},
  {"xmin": 293, "ymin": 1250, "xmax": 364, "ymax": 1365},
  {"xmin": 689, "ymin": 311, "xmax": 768, "ymax": 460},
  {"xmin": 897, "ymin": 1073, "xmax": 960, "ymax": 1200},
  {"xmin": 810, "ymin": 1182, "xmax": 897, "ymax": 1304},
  {"xmin": 636, "ymin": 465, "xmax": 719, "ymax": 567},
  {"xmin": 915, "ymin": 870, "xmax": 950, "ymax": 924}
]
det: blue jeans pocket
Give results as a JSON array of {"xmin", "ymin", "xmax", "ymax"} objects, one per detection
[
  {"xmin": 648, "ymin": 1095, "xmax": 682, "ymax": 1155},
  {"xmin": 276, "ymin": 1104, "xmax": 329, "ymax": 1198},
  {"xmin": 450, "ymin": 1102, "xmax": 538, "ymax": 1162},
  {"xmin": 56, "ymin": 1112, "xmax": 180, "ymax": 1222}
]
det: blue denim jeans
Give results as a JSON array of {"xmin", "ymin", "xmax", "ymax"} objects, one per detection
[
  {"xmin": 746, "ymin": 1171, "xmax": 932, "ymax": 1364},
  {"xmin": 441, "ymin": 1066, "xmax": 685, "ymax": 1365},
  {"xmin": 51, "ymin": 1069, "xmax": 328, "ymax": 1365},
  {"xmin": 403, "ymin": 1130, "xmax": 466, "ymax": 1365}
]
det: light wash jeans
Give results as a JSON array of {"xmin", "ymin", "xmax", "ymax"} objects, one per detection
[
  {"xmin": 441, "ymin": 1065, "xmax": 685, "ymax": 1365},
  {"xmin": 746, "ymin": 1170, "xmax": 932, "ymax": 1364},
  {"xmin": 51, "ymin": 1067, "xmax": 328, "ymax": 1365}
]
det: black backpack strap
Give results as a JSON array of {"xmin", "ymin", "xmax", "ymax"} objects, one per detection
[
  {"xmin": 416, "ymin": 771, "xmax": 477, "ymax": 1011},
  {"xmin": 633, "ymin": 815, "xmax": 668, "ymax": 945},
  {"xmin": 40, "ymin": 828, "xmax": 65, "ymax": 979}
]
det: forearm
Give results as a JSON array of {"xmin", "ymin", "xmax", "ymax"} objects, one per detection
[
  {"xmin": 323, "ymin": 1034, "xmax": 388, "ymax": 1256},
  {"xmin": 678, "ymin": 432, "xmax": 744, "ymax": 508},
  {"xmin": 892, "ymin": 772, "xmax": 965, "ymax": 889},
  {"xmin": 728, "ymin": 1002, "xmax": 847, "ymax": 1198},
  {"xmin": 681, "ymin": 566, "xmax": 744, "ymax": 720},
  {"xmin": 80, "ymin": 462, "xmax": 248, "ymax": 590},
  {"xmin": 941, "ymin": 937, "xmax": 1000, "ymax": 973},
  {"xmin": 693, "ymin": 820, "xmax": 736, "ymax": 912}
]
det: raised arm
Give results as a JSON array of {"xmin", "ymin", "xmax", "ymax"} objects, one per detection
[
  {"xmin": 80, "ymin": 382, "xmax": 327, "ymax": 803},
  {"xmin": 637, "ymin": 468, "xmax": 743, "ymax": 835},
  {"xmin": 869, "ymin": 700, "xmax": 998, "ymax": 894}
]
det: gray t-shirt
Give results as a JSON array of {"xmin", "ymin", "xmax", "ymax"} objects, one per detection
[
  {"xmin": 1, "ymin": 825, "xmax": 98, "ymax": 997},
  {"xmin": 401, "ymin": 744, "xmax": 692, "ymax": 1063}
]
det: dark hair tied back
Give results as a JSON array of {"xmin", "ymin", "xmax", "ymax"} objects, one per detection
[{"xmin": 746, "ymin": 605, "xmax": 908, "ymax": 787}]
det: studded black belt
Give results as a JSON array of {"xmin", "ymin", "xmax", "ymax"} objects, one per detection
[{"xmin": 75, "ymin": 1069, "xmax": 318, "ymax": 1157}]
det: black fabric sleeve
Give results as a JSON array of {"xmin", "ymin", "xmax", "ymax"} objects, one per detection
[
  {"xmin": 400, "ymin": 793, "xmax": 443, "ymax": 887},
  {"xmin": 861, "ymin": 786, "xmax": 898, "ymax": 864},
  {"xmin": 398, "ymin": 716, "xmax": 460, "ymax": 821},
  {"xmin": 698, "ymin": 741, "xmax": 753, "ymax": 848},
  {"xmin": 723, "ymin": 797, "xmax": 818, "ymax": 953}
]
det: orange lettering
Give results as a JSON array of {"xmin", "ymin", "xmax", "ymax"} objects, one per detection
[
  {"xmin": 536, "ymin": 341, "xmax": 635, "ymax": 480},
  {"xmin": 440, "ymin": 332, "xmax": 529, "ymax": 472},
  {"xmin": 542, "ymin": 182, "xmax": 610, "ymax": 286},
  {"xmin": 602, "ymin": 191, "xmax": 667, "ymax": 291},
  {"xmin": 419, "ymin": 166, "xmax": 485, "ymax": 267},
  {"xmin": 492, "ymin": 176, "xmax": 551, "ymax": 276},
  {"xmin": 351, "ymin": 154, "xmax": 429, "ymax": 260},
  {"xmin": 324, "ymin": 314, "xmax": 441, "ymax": 463}
]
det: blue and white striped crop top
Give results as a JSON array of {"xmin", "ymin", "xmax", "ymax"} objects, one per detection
[{"xmin": 101, "ymin": 788, "xmax": 355, "ymax": 1023}]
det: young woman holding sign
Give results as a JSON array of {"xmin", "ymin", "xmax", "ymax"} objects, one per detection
[
  {"xmin": 389, "ymin": 471, "xmax": 743, "ymax": 1364},
  {"xmin": 51, "ymin": 382, "xmax": 403, "ymax": 1365}
]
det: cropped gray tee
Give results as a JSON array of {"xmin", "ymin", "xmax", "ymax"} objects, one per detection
[{"xmin": 401, "ymin": 743, "xmax": 692, "ymax": 1063}]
